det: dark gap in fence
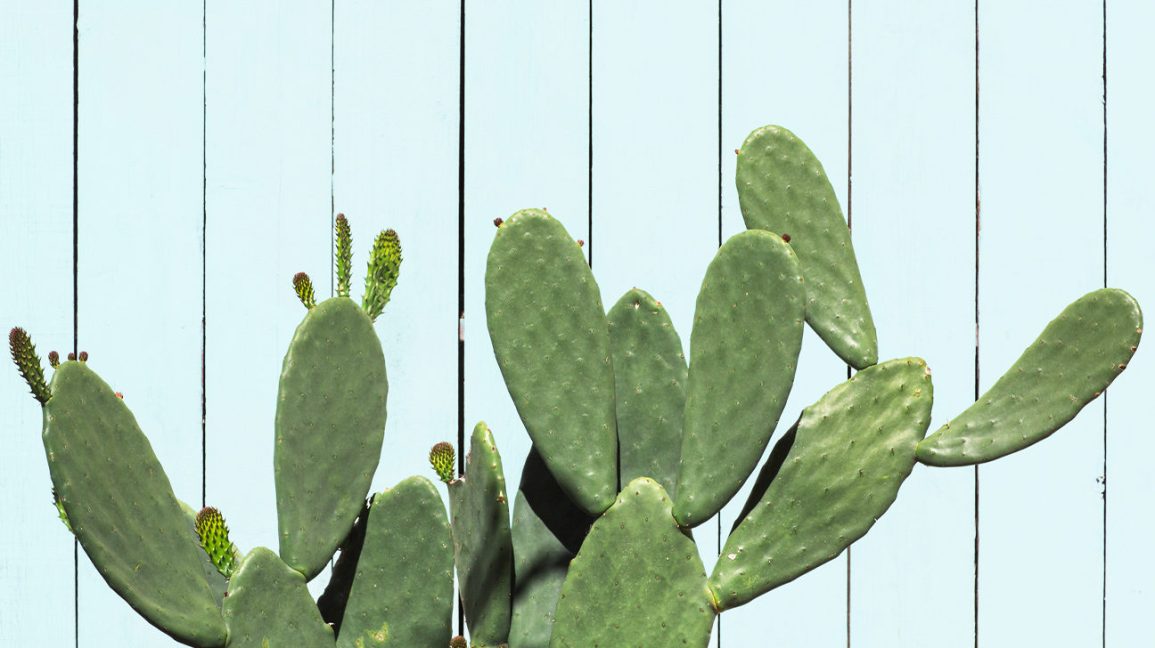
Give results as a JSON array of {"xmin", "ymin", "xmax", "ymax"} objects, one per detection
[
  {"xmin": 845, "ymin": 1, "xmax": 853, "ymax": 646},
  {"xmin": 973, "ymin": 1, "xmax": 981, "ymax": 646},
  {"xmin": 201, "ymin": 0, "xmax": 208, "ymax": 511},
  {"xmin": 1100, "ymin": 1, "xmax": 1108, "ymax": 645},
  {"xmin": 456, "ymin": 0, "xmax": 467, "ymax": 637},
  {"xmin": 715, "ymin": 2, "xmax": 722, "ymax": 645},
  {"xmin": 72, "ymin": 1, "xmax": 80, "ymax": 645}
]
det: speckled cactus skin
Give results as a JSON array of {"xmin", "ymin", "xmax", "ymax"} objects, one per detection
[{"xmin": 10, "ymin": 126, "xmax": 1145, "ymax": 648}]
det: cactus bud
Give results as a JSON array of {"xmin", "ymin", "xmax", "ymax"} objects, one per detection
[
  {"xmin": 449, "ymin": 637, "xmax": 468, "ymax": 648},
  {"xmin": 335, "ymin": 213, "xmax": 353, "ymax": 297},
  {"xmin": 429, "ymin": 441, "xmax": 456, "ymax": 484},
  {"xmin": 52, "ymin": 488, "xmax": 72, "ymax": 533},
  {"xmin": 362, "ymin": 229, "xmax": 402, "ymax": 322},
  {"xmin": 48, "ymin": 351, "xmax": 60, "ymax": 368},
  {"xmin": 781, "ymin": 233, "xmax": 792, "ymax": 243},
  {"xmin": 9, "ymin": 327, "xmax": 51, "ymax": 405},
  {"xmin": 67, "ymin": 352, "xmax": 76, "ymax": 362},
  {"xmin": 293, "ymin": 271, "xmax": 317, "ymax": 309},
  {"xmin": 577, "ymin": 239, "xmax": 585, "ymax": 248},
  {"xmin": 493, "ymin": 217, "xmax": 503, "ymax": 228},
  {"xmin": 78, "ymin": 351, "xmax": 88, "ymax": 362},
  {"xmin": 195, "ymin": 506, "xmax": 240, "ymax": 579}
]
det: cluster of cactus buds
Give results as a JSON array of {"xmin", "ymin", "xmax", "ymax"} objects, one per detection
[{"xmin": 9, "ymin": 127, "xmax": 1144, "ymax": 648}]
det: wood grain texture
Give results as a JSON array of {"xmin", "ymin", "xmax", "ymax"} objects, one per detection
[
  {"xmin": 978, "ymin": 2, "xmax": 1104, "ymax": 645},
  {"xmin": 1106, "ymin": 1, "xmax": 1155, "ymax": 643},
  {"xmin": 0, "ymin": 4, "xmax": 75, "ymax": 646},
  {"xmin": 850, "ymin": 2, "xmax": 975, "ymax": 644}
]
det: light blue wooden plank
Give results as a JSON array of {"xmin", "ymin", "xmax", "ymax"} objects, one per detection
[
  {"xmin": 592, "ymin": 2, "xmax": 717, "ymax": 644},
  {"xmin": 332, "ymin": 0, "xmax": 459, "ymax": 519},
  {"xmin": 849, "ymin": 3, "xmax": 975, "ymax": 645},
  {"xmin": 0, "ymin": 5, "xmax": 75, "ymax": 646},
  {"xmin": 463, "ymin": 0, "xmax": 589, "ymax": 571},
  {"xmin": 204, "ymin": 0, "xmax": 331, "ymax": 598},
  {"xmin": 978, "ymin": 2, "xmax": 1103, "ymax": 645},
  {"xmin": 76, "ymin": 3, "xmax": 204, "ymax": 645},
  {"xmin": 1106, "ymin": 1, "xmax": 1155, "ymax": 643},
  {"xmin": 720, "ymin": 2, "xmax": 848, "ymax": 645}
]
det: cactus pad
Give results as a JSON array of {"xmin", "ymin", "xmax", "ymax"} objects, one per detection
[
  {"xmin": 485, "ymin": 209, "xmax": 617, "ymax": 515},
  {"xmin": 736, "ymin": 125, "xmax": 878, "ymax": 369},
  {"xmin": 449, "ymin": 422, "xmax": 513, "ymax": 647},
  {"xmin": 673, "ymin": 230, "xmax": 805, "ymax": 527},
  {"xmin": 917, "ymin": 288, "xmax": 1142, "ymax": 466},
  {"xmin": 607, "ymin": 288, "xmax": 687, "ymax": 498},
  {"xmin": 222, "ymin": 547, "xmax": 335, "ymax": 648},
  {"xmin": 510, "ymin": 448, "xmax": 594, "ymax": 648},
  {"xmin": 43, "ymin": 362, "xmax": 227, "ymax": 646},
  {"xmin": 550, "ymin": 478, "xmax": 716, "ymax": 648},
  {"xmin": 275, "ymin": 296, "xmax": 388, "ymax": 581},
  {"xmin": 710, "ymin": 357, "xmax": 933, "ymax": 610},
  {"xmin": 338, "ymin": 477, "xmax": 453, "ymax": 648}
]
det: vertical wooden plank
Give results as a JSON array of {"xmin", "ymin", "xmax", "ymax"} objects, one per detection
[
  {"xmin": 332, "ymin": 0, "xmax": 459, "ymax": 503},
  {"xmin": 979, "ymin": 2, "xmax": 1103, "ymax": 645},
  {"xmin": 592, "ymin": 3, "xmax": 717, "ymax": 643},
  {"xmin": 850, "ymin": 2, "xmax": 974, "ymax": 644},
  {"xmin": 720, "ymin": 1, "xmax": 848, "ymax": 644},
  {"xmin": 0, "ymin": 5, "xmax": 75, "ymax": 646},
  {"xmin": 1106, "ymin": 1, "xmax": 1155, "ymax": 642},
  {"xmin": 76, "ymin": 3, "xmax": 204, "ymax": 645},
  {"xmin": 205, "ymin": 0, "xmax": 331, "ymax": 592},
  {"xmin": 463, "ymin": 0, "xmax": 589, "ymax": 546}
]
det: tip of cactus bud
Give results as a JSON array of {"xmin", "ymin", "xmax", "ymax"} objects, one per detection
[
  {"xmin": 293, "ymin": 271, "xmax": 308, "ymax": 283},
  {"xmin": 429, "ymin": 441, "xmax": 456, "ymax": 484},
  {"xmin": 78, "ymin": 351, "xmax": 88, "ymax": 362},
  {"xmin": 335, "ymin": 213, "xmax": 347, "ymax": 223},
  {"xmin": 67, "ymin": 352, "xmax": 76, "ymax": 362},
  {"xmin": 449, "ymin": 636, "xmax": 468, "ymax": 648},
  {"xmin": 10, "ymin": 327, "xmax": 51, "ymax": 404},
  {"xmin": 48, "ymin": 351, "xmax": 59, "ymax": 367},
  {"xmin": 781, "ymin": 233, "xmax": 791, "ymax": 243}
]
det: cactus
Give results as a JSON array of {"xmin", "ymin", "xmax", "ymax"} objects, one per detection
[{"xmin": 10, "ymin": 127, "xmax": 1146, "ymax": 648}]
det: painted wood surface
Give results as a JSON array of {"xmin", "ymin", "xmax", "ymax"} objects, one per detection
[{"xmin": 1, "ymin": 2, "xmax": 1152, "ymax": 646}]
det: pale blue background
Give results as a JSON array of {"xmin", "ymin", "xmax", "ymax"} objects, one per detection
[{"xmin": 1, "ymin": 1, "xmax": 1151, "ymax": 646}]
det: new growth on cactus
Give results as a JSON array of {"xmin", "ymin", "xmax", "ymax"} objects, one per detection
[{"xmin": 8, "ymin": 127, "xmax": 1144, "ymax": 648}]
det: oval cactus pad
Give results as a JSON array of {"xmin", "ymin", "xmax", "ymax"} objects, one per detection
[
  {"xmin": 673, "ymin": 230, "xmax": 805, "ymax": 527},
  {"xmin": 43, "ymin": 362, "xmax": 227, "ymax": 647},
  {"xmin": 710, "ymin": 358, "xmax": 933, "ymax": 610},
  {"xmin": 223, "ymin": 547, "xmax": 335, "ymax": 648},
  {"xmin": 450, "ymin": 422, "xmax": 514, "ymax": 647},
  {"xmin": 550, "ymin": 478, "xmax": 716, "ymax": 648},
  {"xmin": 485, "ymin": 209, "xmax": 617, "ymax": 515},
  {"xmin": 275, "ymin": 297, "xmax": 388, "ymax": 581},
  {"xmin": 918, "ymin": 288, "xmax": 1142, "ymax": 466},
  {"xmin": 338, "ymin": 477, "xmax": 453, "ymax": 648},
  {"xmin": 736, "ymin": 124, "xmax": 878, "ymax": 369},
  {"xmin": 608, "ymin": 288, "xmax": 687, "ymax": 498}
]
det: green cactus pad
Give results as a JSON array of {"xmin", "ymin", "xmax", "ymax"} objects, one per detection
[
  {"xmin": 736, "ymin": 125, "xmax": 878, "ymax": 369},
  {"xmin": 338, "ymin": 477, "xmax": 453, "ymax": 648},
  {"xmin": 917, "ymin": 288, "xmax": 1142, "ymax": 466},
  {"xmin": 275, "ymin": 296, "xmax": 388, "ymax": 581},
  {"xmin": 222, "ymin": 547, "xmax": 335, "ymax": 648},
  {"xmin": 43, "ymin": 362, "xmax": 227, "ymax": 646},
  {"xmin": 485, "ymin": 208, "xmax": 617, "ymax": 515},
  {"xmin": 316, "ymin": 498, "xmax": 371, "ymax": 631},
  {"xmin": 608, "ymin": 288, "xmax": 687, "ymax": 498},
  {"xmin": 550, "ymin": 478, "xmax": 715, "ymax": 648},
  {"xmin": 450, "ymin": 422, "xmax": 514, "ymax": 647},
  {"xmin": 510, "ymin": 448, "xmax": 594, "ymax": 648},
  {"xmin": 710, "ymin": 357, "xmax": 933, "ymax": 610},
  {"xmin": 672, "ymin": 230, "xmax": 805, "ymax": 528}
]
